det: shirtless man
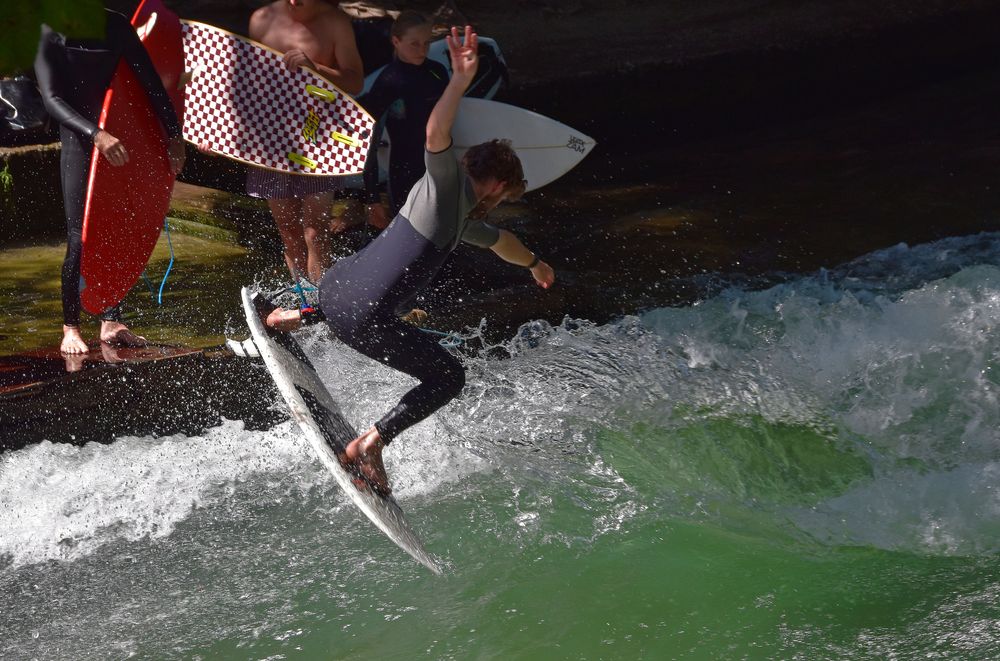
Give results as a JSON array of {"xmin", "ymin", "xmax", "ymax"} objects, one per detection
[{"xmin": 246, "ymin": 0, "xmax": 364, "ymax": 284}]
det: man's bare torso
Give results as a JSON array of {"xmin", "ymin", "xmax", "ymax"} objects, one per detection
[{"xmin": 250, "ymin": 1, "xmax": 349, "ymax": 68}]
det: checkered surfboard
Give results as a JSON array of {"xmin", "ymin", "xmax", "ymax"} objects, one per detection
[{"xmin": 181, "ymin": 20, "xmax": 374, "ymax": 176}]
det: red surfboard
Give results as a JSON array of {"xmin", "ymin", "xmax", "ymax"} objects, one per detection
[{"xmin": 80, "ymin": 0, "xmax": 184, "ymax": 315}]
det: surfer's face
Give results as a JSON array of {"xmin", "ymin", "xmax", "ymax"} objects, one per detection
[
  {"xmin": 470, "ymin": 178, "xmax": 524, "ymax": 218},
  {"xmin": 392, "ymin": 25, "xmax": 433, "ymax": 65}
]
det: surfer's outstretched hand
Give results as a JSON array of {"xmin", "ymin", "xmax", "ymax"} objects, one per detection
[
  {"xmin": 266, "ymin": 307, "xmax": 304, "ymax": 332},
  {"xmin": 446, "ymin": 25, "xmax": 478, "ymax": 83},
  {"xmin": 530, "ymin": 260, "xmax": 555, "ymax": 289}
]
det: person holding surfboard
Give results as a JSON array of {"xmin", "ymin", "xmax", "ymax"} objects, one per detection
[
  {"xmin": 265, "ymin": 26, "xmax": 555, "ymax": 495},
  {"xmin": 356, "ymin": 11, "xmax": 449, "ymax": 229},
  {"xmin": 244, "ymin": 0, "xmax": 365, "ymax": 284},
  {"xmin": 35, "ymin": 2, "xmax": 186, "ymax": 354}
]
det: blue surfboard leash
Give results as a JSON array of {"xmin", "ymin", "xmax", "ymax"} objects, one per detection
[
  {"xmin": 157, "ymin": 217, "xmax": 175, "ymax": 305},
  {"xmin": 419, "ymin": 327, "xmax": 464, "ymax": 349},
  {"xmin": 140, "ymin": 217, "xmax": 175, "ymax": 304}
]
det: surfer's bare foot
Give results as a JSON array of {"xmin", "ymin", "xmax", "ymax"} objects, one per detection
[
  {"xmin": 342, "ymin": 427, "xmax": 391, "ymax": 495},
  {"xmin": 400, "ymin": 308, "xmax": 428, "ymax": 327},
  {"xmin": 266, "ymin": 307, "xmax": 304, "ymax": 332},
  {"xmin": 100, "ymin": 321, "xmax": 147, "ymax": 347},
  {"xmin": 61, "ymin": 325, "xmax": 89, "ymax": 354}
]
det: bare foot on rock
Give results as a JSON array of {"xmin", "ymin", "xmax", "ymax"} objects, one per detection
[
  {"xmin": 340, "ymin": 427, "xmax": 391, "ymax": 496},
  {"xmin": 61, "ymin": 325, "xmax": 90, "ymax": 355},
  {"xmin": 100, "ymin": 321, "xmax": 147, "ymax": 347}
]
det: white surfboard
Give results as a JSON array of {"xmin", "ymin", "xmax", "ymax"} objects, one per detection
[
  {"xmin": 239, "ymin": 286, "xmax": 443, "ymax": 574},
  {"xmin": 376, "ymin": 98, "xmax": 595, "ymax": 192},
  {"xmin": 454, "ymin": 98, "xmax": 595, "ymax": 191}
]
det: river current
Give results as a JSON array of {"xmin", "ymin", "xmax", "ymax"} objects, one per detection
[{"xmin": 2, "ymin": 232, "xmax": 998, "ymax": 659}]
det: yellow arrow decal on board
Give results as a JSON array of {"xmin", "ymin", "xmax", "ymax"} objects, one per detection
[
  {"xmin": 306, "ymin": 85, "xmax": 337, "ymax": 102},
  {"xmin": 330, "ymin": 131, "xmax": 358, "ymax": 147},
  {"xmin": 288, "ymin": 153, "xmax": 317, "ymax": 169}
]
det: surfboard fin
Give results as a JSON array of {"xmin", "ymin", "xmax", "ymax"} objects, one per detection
[{"xmin": 226, "ymin": 337, "xmax": 259, "ymax": 359}]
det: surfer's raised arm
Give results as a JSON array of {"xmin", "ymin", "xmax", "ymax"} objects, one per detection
[{"xmin": 426, "ymin": 26, "xmax": 478, "ymax": 153}]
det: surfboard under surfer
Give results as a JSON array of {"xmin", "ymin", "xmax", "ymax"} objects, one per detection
[{"xmin": 264, "ymin": 26, "xmax": 555, "ymax": 495}]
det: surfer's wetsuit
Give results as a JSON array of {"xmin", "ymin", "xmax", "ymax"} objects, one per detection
[
  {"xmin": 319, "ymin": 143, "xmax": 499, "ymax": 443},
  {"xmin": 359, "ymin": 58, "xmax": 448, "ymax": 216},
  {"xmin": 34, "ymin": 10, "xmax": 182, "ymax": 325}
]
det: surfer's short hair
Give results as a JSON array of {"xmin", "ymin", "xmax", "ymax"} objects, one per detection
[
  {"xmin": 392, "ymin": 11, "xmax": 431, "ymax": 39},
  {"xmin": 462, "ymin": 139, "xmax": 525, "ymax": 197}
]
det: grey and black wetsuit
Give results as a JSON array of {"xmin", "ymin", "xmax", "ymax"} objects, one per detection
[
  {"xmin": 358, "ymin": 58, "xmax": 448, "ymax": 216},
  {"xmin": 319, "ymin": 143, "xmax": 499, "ymax": 443},
  {"xmin": 34, "ymin": 10, "xmax": 181, "ymax": 324}
]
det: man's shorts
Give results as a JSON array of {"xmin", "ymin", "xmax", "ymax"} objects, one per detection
[{"xmin": 246, "ymin": 167, "xmax": 343, "ymax": 200}]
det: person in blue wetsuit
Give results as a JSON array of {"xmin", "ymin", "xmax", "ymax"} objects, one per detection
[
  {"xmin": 35, "ymin": 3, "xmax": 186, "ymax": 354},
  {"xmin": 266, "ymin": 26, "xmax": 555, "ymax": 495},
  {"xmin": 357, "ymin": 11, "xmax": 448, "ymax": 230}
]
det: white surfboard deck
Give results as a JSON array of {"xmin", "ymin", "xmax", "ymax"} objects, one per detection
[
  {"xmin": 240, "ymin": 286, "xmax": 443, "ymax": 574},
  {"xmin": 376, "ymin": 98, "xmax": 595, "ymax": 192}
]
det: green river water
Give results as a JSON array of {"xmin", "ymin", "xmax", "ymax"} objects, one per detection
[{"xmin": 2, "ymin": 233, "xmax": 998, "ymax": 659}]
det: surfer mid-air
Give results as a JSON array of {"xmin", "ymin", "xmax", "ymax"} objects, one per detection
[{"xmin": 265, "ymin": 25, "xmax": 555, "ymax": 495}]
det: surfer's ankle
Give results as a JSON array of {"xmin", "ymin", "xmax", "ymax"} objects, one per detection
[
  {"xmin": 360, "ymin": 427, "xmax": 384, "ymax": 455},
  {"xmin": 344, "ymin": 428, "xmax": 383, "ymax": 461}
]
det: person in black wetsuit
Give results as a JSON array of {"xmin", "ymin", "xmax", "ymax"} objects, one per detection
[
  {"xmin": 266, "ymin": 26, "xmax": 555, "ymax": 495},
  {"xmin": 34, "ymin": 3, "xmax": 185, "ymax": 355},
  {"xmin": 356, "ymin": 11, "xmax": 448, "ymax": 230}
]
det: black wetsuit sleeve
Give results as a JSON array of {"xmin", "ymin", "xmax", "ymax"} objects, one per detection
[
  {"xmin": 113, "ymin": 14, "xmax": 181, "ymax": 138},
  {"xmin": 358, "ymin": 68, "xmax": 400, "ymax": 204},
  {"xmin": 34, "ymin": 26, "xmax": 100, "ymax": 140},
  {"xmin": 361, "ymin": 116, "xmax": 385, "ymax": 203}
]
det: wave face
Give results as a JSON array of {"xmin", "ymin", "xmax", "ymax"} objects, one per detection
[{"xmin": 2, "ymin": 233, "xmax": 999, "ymax": 659}]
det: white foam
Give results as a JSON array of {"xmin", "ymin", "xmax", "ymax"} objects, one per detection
[
  {"xmin": 4, "ymin": 233, "xmax": 999, "ymax": 567},
  {"xmin": 0, "ymin": 419, "xmax": 315, "ymax": 568}
]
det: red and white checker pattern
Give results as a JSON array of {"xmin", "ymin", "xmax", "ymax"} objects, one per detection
[{"xmin": 181, "ymin": 21, "xmax": 374, "ymax": 175}]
